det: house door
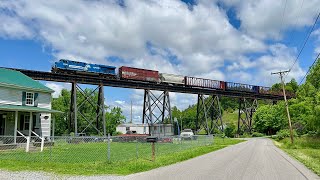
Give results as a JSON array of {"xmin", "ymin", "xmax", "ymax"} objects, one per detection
[{"xmin": 0, "ymin": 115, "xmax": 5, "ymax": 135}]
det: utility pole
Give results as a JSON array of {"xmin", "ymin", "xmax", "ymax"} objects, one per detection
[{"xmin": 271, "ymin": 70, "xmax": 294, "ymax": 144}]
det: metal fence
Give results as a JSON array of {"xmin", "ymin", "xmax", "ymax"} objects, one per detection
[{"xmin": 0, "ymin": 135, "xmax": 213, "ymax": 163}]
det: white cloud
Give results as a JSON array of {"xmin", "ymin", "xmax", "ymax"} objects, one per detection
[
  {"xmin": 221, "ymin": 0, "xmax": 319, "ymax": 40},
  {"xmin": 0, "ymin": 14, "xmax": 34, "ymax": 39},
  {"xmin": 45, "ymin": 82, "xmax": 71, "ymax": 98},
  {"xmin": 229, "ymin": 43, "xmax": 305, "ymax": 85},
  {"xmin": 0, "ymin": 0, "xmax": 266, "ymax": 76}
]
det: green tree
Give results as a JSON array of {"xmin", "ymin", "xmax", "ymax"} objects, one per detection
[
  {"xmin": 254, "ymin": 103, "xmax": 287, "ymax": 135},
  {"xmin": 106, "ymin": 107, "xmax": 126, "ymax": 135}
]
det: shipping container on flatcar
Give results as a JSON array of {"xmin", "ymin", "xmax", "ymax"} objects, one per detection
[
  {"xmin": 185, "ymin": 76, "xmax": 222, "ymax": 89},
  {"xmin": 259, "ymin": 86, "xmax": 271, "ymax": 94},
  {"xmin": 259, "ymin": 86, "xmax": 285, "ymax": 96},
  {"xmin": 119, "ymin": 66, "xmax": 159, "ymax": 82},
  {"xmin": 53, "ymin": 59, "xmax": 116, "ymax": 75},
  {"xmin": 159, "ymin": 73, "xmax": 185, "ymax": 85},
  {"xmin": 225, "ymin": 82, "xmax": 256, "ymax": 92}
]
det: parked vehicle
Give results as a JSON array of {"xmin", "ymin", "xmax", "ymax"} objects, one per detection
[
  {"xmin": 159, "ymin": 73, "xmax": 185, "ymax": 85},
  {"xmin": 52, "ymin": 59, "xmax": 116, "ymax": 76},
  {"xmin": 119, "ymin": 66, "xmax": 159, "ymax": 82},
  {"xmin": 180, "ymin": 129, "xmax": 194, "ymax": 140}
]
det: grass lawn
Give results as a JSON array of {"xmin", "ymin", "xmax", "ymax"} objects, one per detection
[
  {"xmin": 275, "ymin": 137, "xmax": 320, "ymax": 176},
  {"xmin": 0, "ymin": 137, "xmax": 243, "ymax": 175}
]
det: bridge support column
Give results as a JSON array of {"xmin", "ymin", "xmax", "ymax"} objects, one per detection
[
  {"xmin": 237, "ymin": 98, "xmax": 258, "ymax": 135},
  {"xmin": 142, "ymin": 90, "xmax": 172, "ymax": 137},
  {"xmin": 196, "ymin": 94, "xmax": 223, "ymax": 135},
  {"xmin": 69, "ymin": 83, "xmax": 106, "ymax": 136}
]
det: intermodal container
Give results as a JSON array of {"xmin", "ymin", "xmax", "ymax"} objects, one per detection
[
  {"xmin": 259, "ymin": 86, "xmax": 271, "ymax": 94},
  {"xmin": 160, "ymin": 73, "xmax": 185, "ymax": 85},
  {"xmin": 185, "ymin": 76, "xmax": 222, "ymax": 89},
  {"xmin": 225, "ymin": 82, "xmax": 255, "ymax": 92},
  {"xmin": 119, "ymin": 66, "xmax": 159, "ymax": 82}
]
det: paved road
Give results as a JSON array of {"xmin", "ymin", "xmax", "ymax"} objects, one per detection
[
  {"xmin": 126, "ymin": 138, "xmax": 319, "ymax": 180},
  {"xmin": 1, "ymin": 138, "xmax": 319, "ymax": 180}
]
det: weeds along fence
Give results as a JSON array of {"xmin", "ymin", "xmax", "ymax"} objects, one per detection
[{"xmin": 0, "ymin": 135, "xmax": 213, "ymax": 163}]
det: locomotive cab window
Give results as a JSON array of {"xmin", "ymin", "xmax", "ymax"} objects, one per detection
[{"xmin": 26, "ymin": 92, "xmax": 34, "ymax": 106}]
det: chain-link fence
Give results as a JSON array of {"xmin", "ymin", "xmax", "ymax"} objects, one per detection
[{"xmin": 0, "ymin": 135, "xmax": 213, "ymax": 163}]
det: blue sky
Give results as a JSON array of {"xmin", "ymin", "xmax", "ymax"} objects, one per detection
[{"xmin": 0, "ymin": 0, "xmax": 319, "ymax": 121}]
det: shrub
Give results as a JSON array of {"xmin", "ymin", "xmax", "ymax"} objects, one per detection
[
  {"xmin": 224, "ymin": 123, "xmax": 236, "ymax": 138},
  {"xmin": 240, "ymin": 132, "xmax": 252, "ymax": 138},
  {"xmin": 275, "ymin": 129, "xmax": 298, "ymax": 140},
  {"xmin": 252, "ymin": 132, "xmax": 265, "ymax": 137},
  {"xmin": 113, "ymin": 131, "xmax": 123, "ymax": 136}
]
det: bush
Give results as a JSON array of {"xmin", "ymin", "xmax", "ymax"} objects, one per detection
[
  {"xmin": 113, "ymin": 131, "xmax": 123, "ymax": 136},
  {"xmin": 275, "ymin": 129, "xmax": 298, "ymax": 140},
  {"xmin": 307, "ymin": 131, "xmax": 320, "ymax": 137},
  {"xmin": 252, "ymin": 132, "xmax": 265, "ymax": 137},
  {"xmin": 224, "ymin": 123, "xmax": 236, "ymax": 138},
  {"xmin": 215, "ymin": 133, "xmax": 226, "ymax": 138}
]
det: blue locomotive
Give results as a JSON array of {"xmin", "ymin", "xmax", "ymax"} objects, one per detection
[{"xmin": 52, "ymin": 59, "xmax": 116, "ymax": 76}]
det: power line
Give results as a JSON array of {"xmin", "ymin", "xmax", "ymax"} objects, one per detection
[
  {"xmin": 287, "ymin": 12, "xmax": 320, "ymax": 74},
  {"xmin": 299, "ymin": 52, "xmax": 320, "ymax": 85}
]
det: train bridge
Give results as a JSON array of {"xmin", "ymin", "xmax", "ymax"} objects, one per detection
[{"xmin": 5, "ymin": 67, "xmax": 289, "ymax": 136}]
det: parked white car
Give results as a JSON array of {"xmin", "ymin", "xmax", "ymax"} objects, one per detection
[{"xmin": 180, "ymin": 129, "xmax": 194, "ymax": 140}]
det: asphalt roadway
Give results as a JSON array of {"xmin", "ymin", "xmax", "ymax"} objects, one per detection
[{"xmin": 126, "ymin": 138, "xmax": 319, "ymax": 180}]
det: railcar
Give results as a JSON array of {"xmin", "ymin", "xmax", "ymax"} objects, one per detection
[
  {"xmin": 259, "ymin": 86, "xmax": 271, "ymax": 94},
  {"xmin": 52, "ymin": 59, "xmax": 117, "ymax": 76},
  {"xmin": 159, "ymin": 73, "xmax": 185, "ymax": 85},
  {"xmin": 225, "ymin": 82, "xmax": 259, "ymax": 93},
  {"xmin": 119, "ymin": 66, "xmax": 159, "ymax": 82},
  {"xmin": 185, "ymin": 76, "xmax": 223, "ymax": 90}
]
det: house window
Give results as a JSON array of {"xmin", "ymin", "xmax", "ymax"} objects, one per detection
[
  {"xmin": 126, "ymin": 127, "xmax": 130, "ymax": 131},
  {"xmin": 23, "ymin": 115, "xmax": 30, "ymax": 130},
  {"xmin": 26, "ymin": 92, "xmax": 34, "ymax": 106}
]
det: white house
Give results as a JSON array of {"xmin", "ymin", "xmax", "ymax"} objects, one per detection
[
  {"xmin": 116, "ymin": 123, "xmax": 174, "ymax": 136},
  {"xmin": 0, "ymin": 68, "xmax": 60, "ymax": 145}
]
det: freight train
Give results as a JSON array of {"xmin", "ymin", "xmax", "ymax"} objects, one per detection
[{"xmin": 52, "ymin": 59, "xmax": 280, "ymax": 95}]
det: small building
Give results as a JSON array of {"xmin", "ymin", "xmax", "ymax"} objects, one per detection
[
  {"xmin": 0, "ymin": 68, "xmax": 60, "ymax": 143},
  {"xmin": 116, "ymin": 123, "xmax": 174, "ymax": 136}
]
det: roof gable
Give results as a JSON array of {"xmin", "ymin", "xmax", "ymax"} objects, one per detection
[{"xmin": 0, "ymin": 68, "xmax": 54, "ymax": 93}]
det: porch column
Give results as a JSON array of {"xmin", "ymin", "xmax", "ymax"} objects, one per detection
[
  {"xmin": 14, "ymin": 111, "xmax": 18, "ymax": 144},
  {"xmin": 28, "ymin": 112, "xmax": 32, "ymax": 137},
  {"xmin": 52, "ymin": 117, "xmax": 55, "ymax": 142}
]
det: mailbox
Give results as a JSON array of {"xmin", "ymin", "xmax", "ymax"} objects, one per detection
[{"xmin": 146, "ymin": 136, "xmax": 158, "ymax": 143}]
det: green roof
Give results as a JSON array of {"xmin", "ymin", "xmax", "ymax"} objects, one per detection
[
  {"xmin": 0, "ymin": 104, "xmax": 62, "ymax": 113},
  {"xmin": 0, "ymin": 68, "xmax": 54, "ymax": 93}
]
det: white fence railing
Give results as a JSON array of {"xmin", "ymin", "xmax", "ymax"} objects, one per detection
[
  {"xmin": 16, "ymin": 130, "xmax": 30, "ymax": 152},
  {"xmin": 31, "ymin": 131, "xmax": 44, "ymax": 152}
]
